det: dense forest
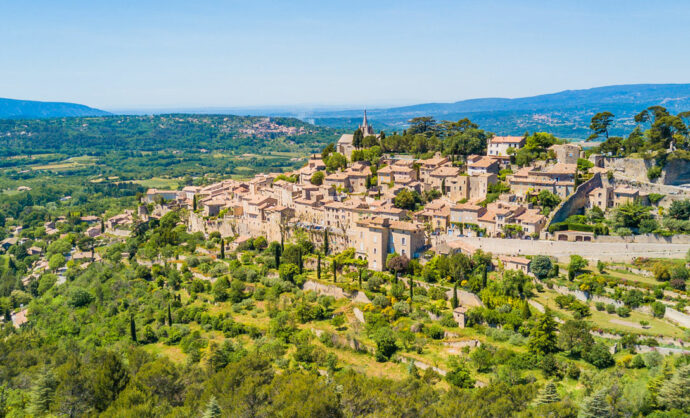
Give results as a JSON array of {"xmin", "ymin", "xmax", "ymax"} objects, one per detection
[{"xmin": 0, "ymin": 115, "xmax": 337, "ymax": 156}]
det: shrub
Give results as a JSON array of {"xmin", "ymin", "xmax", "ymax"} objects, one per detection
[
  {"xmin": 606, "ymin": 304, "xmax": 616, "ymax": 314},
  {"xmin": 595, "ymin": 302, "xmax": 605, "ymax": 311},
  {"xmin": 616, "ymin": 306, "xmax": 631, "ymax": 317}
]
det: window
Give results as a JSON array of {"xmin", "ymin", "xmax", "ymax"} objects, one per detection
[
  {"xmin": 373, "ymin": 236, "xmax": 377, "ymax": 243},
  {"xmin": 402, "ymin": 237, "xmax": 406, "ymax": 245},
  {"xmin": 373, "ymin": 248, "xmax": 377, "ymax": 254}
]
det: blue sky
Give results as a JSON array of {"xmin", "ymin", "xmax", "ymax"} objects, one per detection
[{"xmin": 1, "ymin": 0, "xmax": 689, "ymax": 110}]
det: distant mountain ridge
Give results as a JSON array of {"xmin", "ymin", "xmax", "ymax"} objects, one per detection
[
  {"xmin": 0, "ymin": 98, "xmax": 110, "ymax": 119},
  {"xmin": 305, "ymin": 84, "xmax": 690, "ymax": 139}
]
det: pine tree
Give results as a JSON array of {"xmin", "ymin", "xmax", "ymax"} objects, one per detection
[
  {"xmin": 451, "ymin": 283, "xmax": 459, "ymax": 309},
  {"xmin": 528, "ymin": 309, "xmax": 558, "ymax": 355},
  {"xmin": 28, "ymin": 366, "xmax": 56, "ymax": 416},
  {"xmin": 202, "ymin": 396, "xmax": 222, "ymax": 418},
  {"xmin": 579, "ymin": 389, "xmax": 611, "ymax": 418},
  {"xmin": 657, "ymin": 364, "xmax": 690, "ymax": 412},
  {"xmin": 219, "ymin": 238, "xmax": 225, "ymax": 259},
  {"xmin": 317, "ymin": 253, "xmax": 321, "ymax": 280},
  {"xmin": 167, "ymin": 303, "xmax": 173, "ymax": 326},
  {"xmin": 130, "ymin": 314, "xmax": 137, "ymax": 343},
  {"xmin": 535, "ymin": 381, "xmax": 560, "ymax": 405},
  {"xmin": 323, "ymin": 229, "xmax": 329, "ymax": 255},
  {"xmin": 274, "ymin": 244, "xmax": 281, "ymax": 268},
  {"xmin": 332, "ymin": 260, "xmax": 337, "ymax": 282},
  {"xmin": 648, "ymin": 359, "xmax": 674, "ymax": 408}
]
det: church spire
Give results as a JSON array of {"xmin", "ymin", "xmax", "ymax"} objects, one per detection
[{"xmin": 359, "ymin": 109, "xmax": 374, "ymax": 135}]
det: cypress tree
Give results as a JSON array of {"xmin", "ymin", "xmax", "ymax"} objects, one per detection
[
  {"xmin": 332, "ymin": 260, "xmax": 337, "ymax": 282},
  {"xmin": 441, "ymin": 178, "xmax": 446, "ymax": 195},
  {"xmin": 220, "ymin": 238, "xmax": 225, "ymax": 259},
  {"xmin": 409, "ymin": 279, "xmax": 414, "ymax": 301},
  {"xmin": 193, "ymin": 194, "xmax": 197, "ymax": 211},
  {"xmin": 317, "ymin": 253, "xmax": 321, "ymax": 279},
  {"xmin": 451, "ymin": 283, "xmax": 459, "ymax": 309},
  {"xmin": 358, "ymin": 269, "xmax": 363, "ymax": 289},
  {"xmin": 481, "ymin": 264, "xmax": 487, "ymax": 288},
  {"xmin": 100, "ymin": 217, "xmax": 105, "ymax": 233},
  {"xmin": 130, "ymin": 314, "xmax": 137, "ymax": 343},
  {"xmin": 167, "ymin": 303, "xmax": 173, "ymax": 326},
  {"xmin": 298, "ymin": 247, "xmax": 303, "ymax": 274},
  {"xmin": 323, "ymin": 229, "xmax": 329, "ymax": 255},
  {"xmin": 522, "ymin": 301, "xmax": 532, "ymax": 319},
  {"xmin": 274, "ymin": 244, "xmax": 281, "ymax": 268}
]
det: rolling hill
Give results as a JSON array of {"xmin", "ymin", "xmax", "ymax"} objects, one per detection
[
  {"xmin": 0, "ymin": 97, "xmax": 111, "ymax": 119},
  {"xmin": 305, "ymin": 84, "xmax": 690, "ymax": 139}
]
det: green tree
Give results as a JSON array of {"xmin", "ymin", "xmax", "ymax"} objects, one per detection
[
  {"xmin": 317, "ymin": 253, "xmax": 321, "ymax": 279},
  {"xmin": 528, "ymin": 309, "xmax": 558, "ymax": 355},
  {"xmin": 657, "ymin": 364, "xmax": 690, "ymax": 413},
  {"xmin": 130, "ymin": 314, "xmax": 137, "ymax": 343},
  {"xmin": 535, "ymin": 381, "xmax": 560, "ymax": 404},
  {"xmin": 28, "ymin": 367, "xmax": 57, "ymax": 416},
  {"xmin": 310, "ymin": 171, "xmax": 325, "ymax": 186},
  {"xmin": 332, "ymin": 260, "xmax": 337, "ymax": 282},
  {"xmin": 373, "ymin": 327, "xmax": 397, "ymax": 361},
  {"xmin": 579, "ymin": 388, "xmax": 611, "ymax": 418},
  {"xmin": 202, "ymin": 396, "xmax": 223, "ymax": 418},
  {"xmin": 92, "ymin": 351, "xmax": 129, "ymax": 412},
  {"xmin": 451, "ymin": 283, "xmax": 459, "ymax": 309},
  {"xmin": 530, "ymin": 256, "xmax": 553, "ymax": 280},
  {"xmin": 557, "ymin": 319, "xmax": 593, "ymax": 357},
  {"xmin": 445, "ymin": 363, "xmax": 475, "ymax": 388},
  {"xmin": 49, "ymin": 253, "xmax": 66, "ymax": 272},
  {"xmin": 353, "ymin": 128, "xmax": 364, "ymax": 149},
  {"xmin": 219, "ymin": 238, "xmax": 225, "ymax": 259},
  {"xmin": 394, "ymin": 189, "xmax": 418, "ymax": 210},
  {"xmin": 323, "ymin": 229, "xmax": 329, "ymax": 255},
  {"xmin": 588, "ymin": 111, "xmax": 615, "ymax": 141}
]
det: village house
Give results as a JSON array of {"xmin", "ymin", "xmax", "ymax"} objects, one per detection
[
  {"xmin": 418, "ymin": 155, "xmax": 451, "ymax": 184},
  {"xmin": 487, "ymin": 135, "xmax": 525, "ymax": 156},
  {"xmin": 500, "ymin": 256, "xmax": 532, "ymax": 275},
  {"xmin": 613, "ymin": 186, "xmax": 640, "ymax": 206},
  {"xmin": 336, "ymin": 111, "xmax": 376, "ymax": 159},
  {"xmin": 466, "ymin": 155, "xmax": 499, "ymax": 176},
  {"xmin": 377, "ymin": 159, "xmax": 418, "ymax": 185},
  {"xmin": 587, "ymin": 186, "xmax": 614, "ymax": 209},
  {"xmin": 144, "ymin": 189, "xmax": 181, "ymax": 204},
  {"xmin": 549, "ymin": 143, "xmax": 582, "ymax": 165},
  {"xmin": 352, "ymin": 217, "xmax": 426, "ymax": 271}
]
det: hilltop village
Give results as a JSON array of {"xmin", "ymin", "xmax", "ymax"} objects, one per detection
[{"xmin": 139, "ymin": 112, "xmax": 690, "ymax": 272}]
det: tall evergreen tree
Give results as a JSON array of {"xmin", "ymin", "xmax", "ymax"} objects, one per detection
[
  {"xmin": 323, "ymin": 229, "xmax": 329, "ymax": 255},
  {"xmin": 535, "ymin": 381, "xmax": 560, "ymax": 405},
  {"xmin": 274, "ymin": 244, "xmax": 281, "ymax": 268},
  {"xmin": 358, "ymin": 268, "xmax": 363, "ymax": 289},
  {"xmin": 130, "ymin": 314, "xmax": 137, "ymax": 343},
  {"xmin": 193, "ymin": 194, "xmax": 197, "ymax": 211},
  {"xmin": 657, "ymin": 364, "xmax": 690, "ymax": 412},
  {"xmin": 202, "ymin": 396, "xmax": 222, "ymax": 418},
  {"xmin": 93, "ymin": 351, "xmax": 129, "ymax": 412},
  {"xmin": 409, "ymin": 279, "xmax": 414, "ymax": 301},
  {"xmin": 451, "ymin": 283, "xmax": 459, "ymax": 309},
  {"xmin": 332, "ymin": 260, "xmax": 337, "ymax": 283},
  {"xmin": 298, "ymin": 247, "xmax": 303, "ymax": 274},
  {"xmin": 522, "ymin": 300, "xmax": 532, "ymax": 319},
  {"xmin": 481, "ymin": 264, "xmax": 487, "ymax": 288},
  {"xmin": 579, "ymin": 389, "xmax": 611, "ymax": 418},
  {"xmin": 28, "ymin": 367, "xmax": 56, "ymax": 416},
  {"xmin": 317, "ymin": 253, "xmax": 321, "ymax": 280},
  {"xmin": 528, "ymin": 309, "xmax": 558, "ymax": 355},
  {"xmin": 167, "ymin": 303, "xmax": 173, "ymax": 326},
  {"xmin": 219, "ymin": 238, "xmax": 225, "ymax": 259}
]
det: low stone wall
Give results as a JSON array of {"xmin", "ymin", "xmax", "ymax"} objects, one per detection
[{"xmin": 549, "ymin": 173, "xmax": 603, "ymax": 225}]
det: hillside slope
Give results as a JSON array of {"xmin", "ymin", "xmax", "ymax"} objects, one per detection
[
  {"xmin": 308, "ymin": 84, "xmax": 690, "ymax": 139},
  {"xmin": 0, "ymin": 97, "xmax": 111, "ymax": 119}
]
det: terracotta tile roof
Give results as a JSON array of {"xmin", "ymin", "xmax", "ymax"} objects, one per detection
[{"xmin": 490, "ymin": 135, "xmax": 524, "ymax": 144}]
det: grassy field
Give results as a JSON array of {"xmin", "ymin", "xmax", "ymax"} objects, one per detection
[{"xmin": 130, "ymin": 177, "xmax": 181, "ymax": 189}]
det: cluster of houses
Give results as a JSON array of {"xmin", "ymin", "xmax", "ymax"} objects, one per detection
[{"xmin": 137, "ymin": 113, "xmax": 664, "ymax": 271}]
